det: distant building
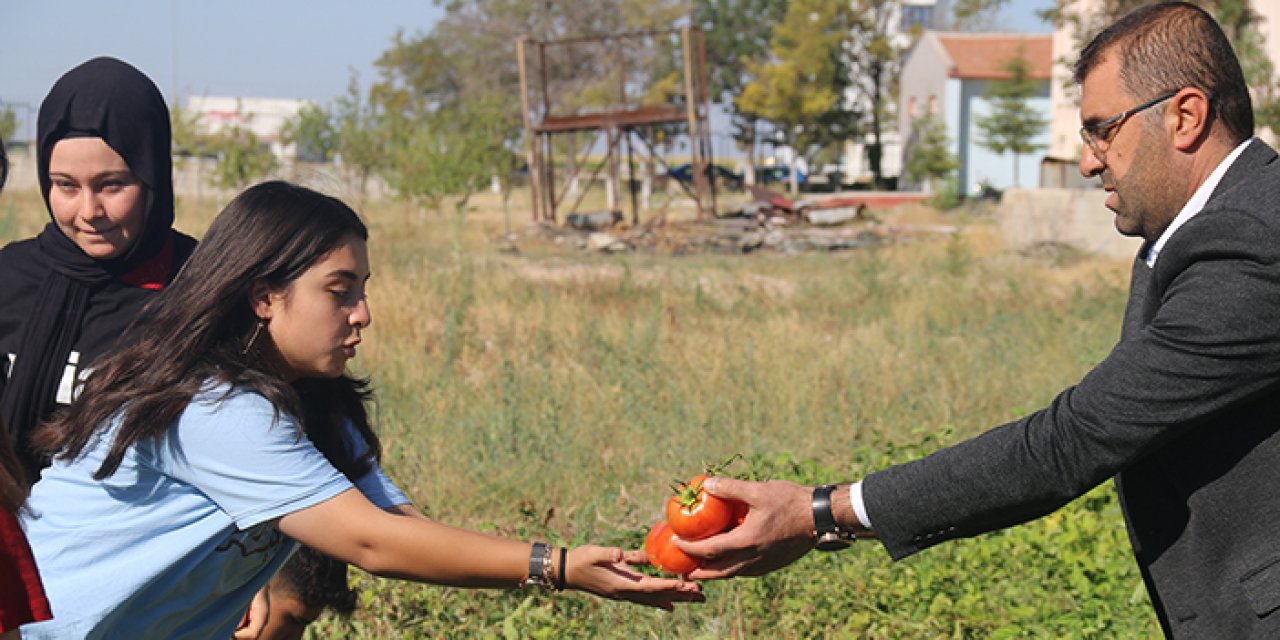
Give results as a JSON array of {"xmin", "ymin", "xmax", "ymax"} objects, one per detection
[
  {"xmin": 838, "ymin": 0, "xmax": 950, "ymax": 188},
  {"xmin": 901, "ymin": 0, "xmax": 949, "ymax": 32},
  {"xmin": 185, "ymin": 96, "xmax": 307, "ymax": 160},
  {"xmin": 898, "ymin": 31, "xmax": 1052, "ymax": 194}
]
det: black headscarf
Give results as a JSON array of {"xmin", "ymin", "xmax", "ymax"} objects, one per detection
[
  {"xmin": 35, "ymin": 56, "xmax": 178, "ymax": 277},
  {"xmin": 0, "ymin": 57, "xmax": 194, "ymax": 482}
]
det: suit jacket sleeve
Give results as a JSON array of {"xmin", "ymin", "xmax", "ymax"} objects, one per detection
[{"xmin": 864, "ymin": 191, "xmax": 1280, "ymax": 560}]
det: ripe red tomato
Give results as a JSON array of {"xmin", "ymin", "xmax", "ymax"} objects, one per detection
[
  {"xmin": 666, "ymin": 474, "xmax": 733, "ymax": 540},
  {"xmin": 645, "ymin": 520, "xmax": 700, "ymax": 575}
]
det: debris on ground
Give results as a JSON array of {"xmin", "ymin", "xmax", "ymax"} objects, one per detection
[
  {"xmin": 499, "ymin": 187, "xmax": 952, "ymax": 255},
  {"xmin": 566, "ymin": 210, "xmax": 623, "ymax": 231},
  {"xmin": 511, "ymin": 211, "xmax": 954, "ymax": 256}
]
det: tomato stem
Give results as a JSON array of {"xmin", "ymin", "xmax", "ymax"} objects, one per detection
[{"xmin": 671, "ymin": 478, "xmax": 705, "ymax": 510}]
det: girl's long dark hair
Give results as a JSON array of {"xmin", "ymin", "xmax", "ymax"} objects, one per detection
[{"xmin": 36, "ymin": 181, "xmax": 380, "ymax": 480}]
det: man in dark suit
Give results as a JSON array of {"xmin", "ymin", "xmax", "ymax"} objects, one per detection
[{"xmin": 680, "ymin": 3, "xmax": 1280, "ymax": 637}]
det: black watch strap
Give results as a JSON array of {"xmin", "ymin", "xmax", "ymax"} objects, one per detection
[{"xmin": 812, "ymin": 484, "xmax": 852, "ymax": 551}]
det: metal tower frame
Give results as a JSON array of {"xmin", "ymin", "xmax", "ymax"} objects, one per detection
[{"xmin": 517, "ymin": 26, "xmax": 716, "ymax": 224}]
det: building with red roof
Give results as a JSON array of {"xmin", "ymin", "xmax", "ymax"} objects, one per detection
[{"xmin": 898, "ymin": 32, "xmax": 1052, "ymax": 194}]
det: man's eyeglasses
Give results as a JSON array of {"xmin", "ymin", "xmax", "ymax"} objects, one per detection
[{"xmin": 1079, "ymin": 90, "xmax": 1177, "ymax": 161}]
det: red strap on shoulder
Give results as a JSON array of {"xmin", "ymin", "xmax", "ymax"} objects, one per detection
[{"xmin": 115, "ymin": 233, "xmax": 176, "ymax": 291}]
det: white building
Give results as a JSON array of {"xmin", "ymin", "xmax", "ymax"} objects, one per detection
[
  {"xmin": 185, "ymin": 96, "xmax": 308, "ymax": 160},
  {"xmin": 899, "ymin": 32, "xmax": 1053, "ymax": 194}
]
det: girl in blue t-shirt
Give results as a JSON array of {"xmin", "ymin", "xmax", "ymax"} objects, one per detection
[{"xmin": 20, "ymin": 180, "xmax": 702, "ymax": 638}]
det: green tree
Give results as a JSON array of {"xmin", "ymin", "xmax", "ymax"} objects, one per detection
[
  {"xmin": 694, "ymin": 0, "xmax": 790, "ymax": 185},
  {"xmin": 412, "ymin": 0, "xmax": 687, "ymax": 108},
  {"xmin": 169, "ymin": 103, "xmax": 205, "ymax": 158},
  {"xmin": 976, "ymin": 53, "xmax": 1047, "ymax": 187},
  {"xmin": 281, "ymin": 103, "xmax": 336, "ymax": 163},
  {"xmin": 904, "ymin": 112, "xmax": 959, "ymax": 192},
  {"xmin": 377, "ymin": 0, "xmax": 686, "ymax": 129},
  {"xmin": 370, "ymin": 0, "xmax": 685, "ymax": 219},
  {"xmin": 0, "ymin": 106, "xmax": 16, "ymax": 143},
  {"xmin": 206, "ymin": 114, "xmax": 277, "ymax": 190},
  {"xmin": 1212, "ymin": 0, "xmax": 1280, "ymax": 138},
  {"xmin": 332, "ymin": 76, "xmax": 387, "ymax": 207},
  {"xmin": 738, "ymin": 0, "xmax": 856, "ymax": 194},
  {"xmin": 952, "ymin": 0, "xmax": 1010, "ymax": 30},
  {"xmin": 169, "ymin": 102, "xmax": 211, "ymax": 200},
  {"xmin": 371, "ymin": 32, "xmax": 518, "ymax": 221},
  {"xmin": 382, "ymin": 96, "xmax": 517, "ymax": 220}
]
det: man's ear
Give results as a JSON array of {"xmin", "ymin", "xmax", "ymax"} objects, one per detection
[
  {"xmin": 1170, "ymin": 87, "xmax": 1212, "ymax": 152},
  {"xmin": 249, "ymin": 280, "xmax": 274, "ymax": 321}
]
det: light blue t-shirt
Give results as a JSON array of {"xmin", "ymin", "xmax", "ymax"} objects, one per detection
[{"xmin": 20, "ymin": 384, "xmax": 409, "ymax": 639}]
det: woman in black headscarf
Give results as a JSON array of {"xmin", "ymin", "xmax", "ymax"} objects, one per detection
[{"xmin": 0, "ymin": 56, "xmax": 196, "ymax": 484}]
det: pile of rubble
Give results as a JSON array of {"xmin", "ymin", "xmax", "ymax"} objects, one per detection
[{"xmin": 503, "ymin": 187, "xmax": 955, "ymax": 255}]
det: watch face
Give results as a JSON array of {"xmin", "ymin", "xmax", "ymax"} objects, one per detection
[{"xmin": 815, "ymin": 534, "xmax": 851, "ymax": 551}]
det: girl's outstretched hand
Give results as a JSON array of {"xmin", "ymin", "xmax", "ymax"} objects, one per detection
[{"xmin": 565, "ymin": 545, "xmax": 705, "ymax": 611}]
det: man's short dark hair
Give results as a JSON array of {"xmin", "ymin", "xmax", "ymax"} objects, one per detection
[
  {"xmin": 1073, "ymin": 1, "xmax": 1253, "ymax": 144},
  {"xmin": 273, "ymin": 545, "xmax": 358, "ymax": 616}
]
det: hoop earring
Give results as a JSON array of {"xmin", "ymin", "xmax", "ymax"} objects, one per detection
[{"xmin": 242, "ymin": 319, "xmax": 267, "ymax": 356}]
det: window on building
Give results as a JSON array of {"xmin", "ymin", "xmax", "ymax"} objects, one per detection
[{"xmin": 902, "ymin": 5, "xmax": 934, "ymax": 32}]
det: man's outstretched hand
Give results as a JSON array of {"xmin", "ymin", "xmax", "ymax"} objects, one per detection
[{"xmin": 676, "ymin": 477, "xmax": 816, "ymax": 579}]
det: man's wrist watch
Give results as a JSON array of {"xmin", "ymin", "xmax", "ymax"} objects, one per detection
[{"xmin": 811, "ymin": 484, "xmax": 854, "ymax": 551}]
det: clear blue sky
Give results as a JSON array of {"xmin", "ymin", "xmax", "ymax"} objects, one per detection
[
  {"xmin": 0, "ymin": 0, "xmax": 446, "ymax": 139},
  {"xmin": 1, "ymin": 0, "xmax": 1053, "ymax": 140}
]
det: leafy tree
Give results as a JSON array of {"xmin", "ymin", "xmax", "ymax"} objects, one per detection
[
  {"xmin": 0, "ymin": 106, "xmax": 16, "ymax": 143},
  {"xmin": 168, "ymin": 102, "xmax": 211, "ymax": 200},
  {"xmin": 952, "ymin": 0, "xmax": 1010, "ymax": 30},
  {"xmin": 281, "ymin": 103, "xmax": 337, "ymax": 163},
  {"xmin": 976, "ymin": 53, "xmax": 1047, "ymax": 187},
  {"xmin": 332, "ymin": 76, "xmax": 387, "ymax": 207},
  {"xmin": 903, "ymin": 113, "xmax": 959, "ymax": 192},
  {"xmin": 206, "ymin": 119, "xmax": 277, "ymax": 190},
  {"xmin": 738, "ymin": 0, "xmax": 857, "ymax": 194},
  {"xmin": 412, "ymin": 0, "xmax": 686, "ymax": 108},
  {"xmin": 1212, "ymin": 0, "xmax": 1280, "ymax": 138},
  {"xmin": 372, "ymin": 32, "xmax": 515, "ymax": 220},
  {"xmin": 370, "ymin": 0, "xmax": 684, "ymax": 219},
  {"xmin": 169, "ymin": 103, "xmax": 205, "ymax": 159},
  {"xmin": 694, "ymin": 0, "xmax": 790, "ymax": 185},
  {"xmin": 382, "ymin": 96, "xmax": 517, "ymax": 220}
]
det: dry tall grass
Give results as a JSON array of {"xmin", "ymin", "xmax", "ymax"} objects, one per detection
[
  {"xmin": 340, "ymin": 193, "xmax": 1131, "ymax": 533},
  {"xmin": 0, "ymin": 183, "xmax": 1148, "ymax": 637}
]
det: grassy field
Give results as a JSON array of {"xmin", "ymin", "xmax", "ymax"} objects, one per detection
[{"xmin": 0, "ymin": 184, "xmax": 1160, "ymax": 638}]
